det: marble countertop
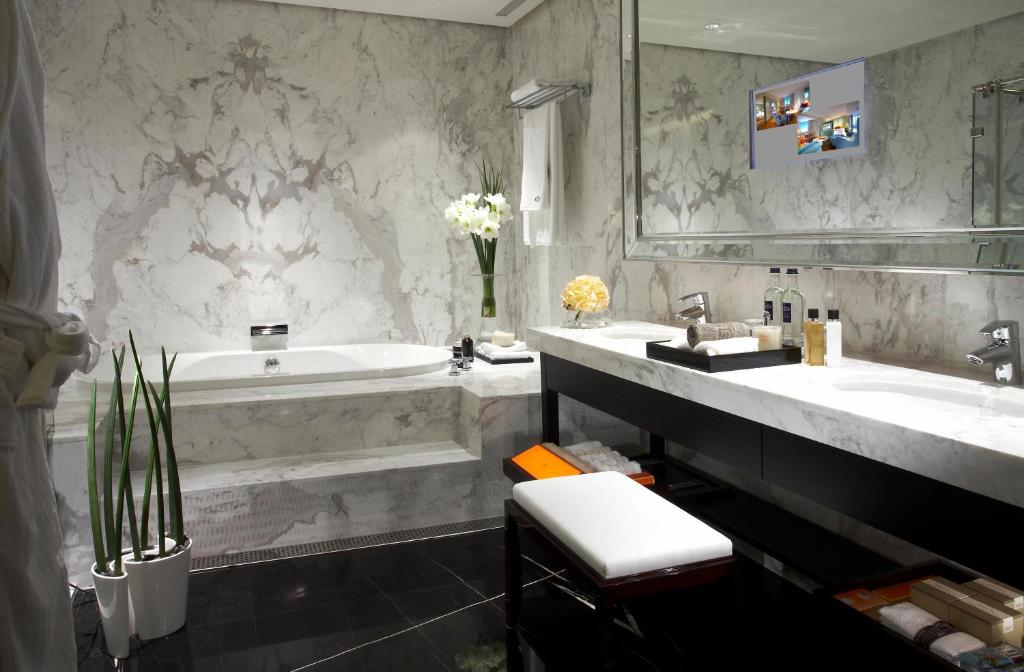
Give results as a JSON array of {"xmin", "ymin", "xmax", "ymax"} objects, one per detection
[
  {"xmin": 528, "ymin": 322, "xmax": 1024, "ymax": 509},
  {"xmin": 53, "ymin": 357, "xmax": 540, "ymax": 441}
]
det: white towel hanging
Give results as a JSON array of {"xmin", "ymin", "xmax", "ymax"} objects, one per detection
[{"xmin": 521, "ymin": 101, "xmax": 564, "ymax": 246}]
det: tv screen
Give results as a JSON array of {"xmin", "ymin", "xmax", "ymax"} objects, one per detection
[{"xmin": 750, "ymin": 58, "xmax": 865, "ymax": 168}]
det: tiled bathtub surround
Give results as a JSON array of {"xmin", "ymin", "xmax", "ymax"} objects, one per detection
[
  {"xmin": 509, "ymin": 0, "xmax": 1024, "ymax": 374},
  {"xmin": 29, "ymin": 0, "xmax": 516, "ymax": 352},
  {"xmin": 51, "ymin": 364, "xmax": 639, "ymax": 586}
]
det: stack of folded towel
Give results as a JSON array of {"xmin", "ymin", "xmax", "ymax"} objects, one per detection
[
  {"xmin": 879, "ymin": 602, "xmax": 985, "ymax": 662},
  {"xmin": 557, "ymin": 440, "xmax": 642, "ymax": 476},
  {"xmin": 476, "ymin": 340, "xmax": 529, "ymax": 361}
]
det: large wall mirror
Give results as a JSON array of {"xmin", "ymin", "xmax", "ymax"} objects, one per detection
[{"xmin": 621, "ymin": 0, "xmax": 1024, "ymax": 273}]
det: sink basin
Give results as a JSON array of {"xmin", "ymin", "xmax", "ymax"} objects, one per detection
[
  {"xmin": 832, "ymin": 378, "xmax": 1024, "ymax": 419},
  {"xmin": 600, "ymin": 326, "xmax": 683, "ymax": 341}
]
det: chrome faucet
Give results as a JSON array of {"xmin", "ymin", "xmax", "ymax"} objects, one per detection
[
  {"xmin": 251, "ymin": 324, "xmax": 288, "ymax": 352},
  {"xmin": 674, "ymin": 292, "xmax": 712, "ymax": 325},
  {"xmin": 967, "ymin": 320, "xmax": 1021, "ymax": 385}
]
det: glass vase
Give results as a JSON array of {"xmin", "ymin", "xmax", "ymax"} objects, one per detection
[{"xmin": 566, "ymin": 310, "xmax": 610, "ymax": 329}]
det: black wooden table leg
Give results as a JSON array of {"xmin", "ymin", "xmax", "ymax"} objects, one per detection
[
  {"xmin": 505, "ymin": 510, "xmax": 522, "ymax": 629},
  {"xmin": 540, "ymin": 353, "xmax": 560, "ymax": 444},
  {"xmin": 595, "ymin": 592, "xmax": 617, "ymax": 670}
]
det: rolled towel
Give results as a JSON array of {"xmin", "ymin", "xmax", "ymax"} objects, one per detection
[
  {"xmin": 879, "ymin": 602, "xmax": 939, "ymax": 639},
  {"xmin": 687, "ymin": 321, "xmax": 749, "ymax": 348},
  {"xmin": 928, "ymin": 631, "xmax": 984, "ymax": 662},
  {"xmin": 693, "ymin": 337, "xmax": 760, "ymax": 356}
]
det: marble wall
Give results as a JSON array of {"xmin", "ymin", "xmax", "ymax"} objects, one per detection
[
  {"xmin": 639, "ymin": 13, "xmax": 1024, "ymax": 234},
  {"xmin": 29, "ymin": 0, "xmax": 517, "ymax": 353},
  {"xmin": 510, "ymin": 0, "xmax": 1024, "ymax": 373}
]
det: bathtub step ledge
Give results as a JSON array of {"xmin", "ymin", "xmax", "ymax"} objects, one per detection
[{"xmin": 154, "ymin": 441, "xmax": 478, "ymax": 492}]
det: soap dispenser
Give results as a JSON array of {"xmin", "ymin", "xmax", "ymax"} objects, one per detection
[
  {"xmin": 803, "ymin": 309, "xmax": 825, "ymax": 366},
  {"xmin": 781, "ymin": 268, "xmax": 805, "ymax": 346}
]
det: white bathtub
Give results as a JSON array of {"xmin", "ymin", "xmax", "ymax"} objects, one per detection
[{"xmin": 86, "ymin": 344, "xmax": 453, "ymax": 392}]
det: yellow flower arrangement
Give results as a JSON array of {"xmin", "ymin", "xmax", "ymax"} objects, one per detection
[{"xmin": 561, "ymin": 275, "xmax": 610, "ymax": 319}]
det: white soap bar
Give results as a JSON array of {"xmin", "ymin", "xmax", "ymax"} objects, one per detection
[{"xmin": 491, "ymin": 330, "xmax": 516, "ymax": 347}]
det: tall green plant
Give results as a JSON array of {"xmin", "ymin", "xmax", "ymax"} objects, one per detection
[
  {"xmin": 87, "ymin": 334, "xmax": 184, "ymax": 575},
  {"xmin": 128, "ymin": 332, "xmax": 183, "ymax": 557}
]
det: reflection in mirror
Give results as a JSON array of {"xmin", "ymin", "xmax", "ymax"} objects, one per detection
[{"xmin": 623, "ymin": 0, "xmax": 1024, "ymax": 272}]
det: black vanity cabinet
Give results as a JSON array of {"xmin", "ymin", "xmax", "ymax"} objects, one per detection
[{"xmin": 538, "ymin": 353, "xmax": 1024, "ymax": 588}]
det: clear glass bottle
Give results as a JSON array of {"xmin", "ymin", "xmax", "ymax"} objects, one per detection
[
  {"xmin": 762, "ymin": 267, "xmax": 784, "ymax": 327},
  {"xmin": 803, "ymin": 309, "xmax": 825, "ymax": 366},
  {"xmin": 781, "ymin": 268, "xmax": 805, "ymax": 346}
]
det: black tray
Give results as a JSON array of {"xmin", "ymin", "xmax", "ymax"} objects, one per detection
[
  {"xmin": 646, "ymin": 340, "xmax": 801, "ymax": 372},
  {"xmin": 474, "ymin": 350, "xmax": 534, "ymax": 365}
]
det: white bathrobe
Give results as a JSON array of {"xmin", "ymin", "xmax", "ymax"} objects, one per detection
[{"xmin": 0, "ymin": 0, "xmax": 78, "ymax": 668}]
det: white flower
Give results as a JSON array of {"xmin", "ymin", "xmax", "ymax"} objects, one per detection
[
  {"xmin": 478, "ymin": 212, "xmax": 500, "ymax": 240},
  {"xmin": 444, "ymin": 202, "xmax": 460, "ymax": 224},
  {"xmin": 496, "ymin": 201, "xmax": 513, "ymax": 223},
  {"xmin": 484, "ymin": 193, "xmax": 507, "ymax": 208},
  {"xmin": 462, "ymin": 193, "xmax": 481, "ymax": 206}
]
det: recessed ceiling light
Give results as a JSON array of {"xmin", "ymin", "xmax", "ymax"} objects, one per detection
[{"xmin": 704, "ymin": 22, "xmax": 722, "ymax": 32}]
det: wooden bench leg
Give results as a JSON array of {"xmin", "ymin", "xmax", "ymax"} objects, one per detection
[
  {"xmin": 505, "ymin": 511, "xmax": 522, "ymax": 629},
  {"xmin": 596, "ymin": 592, "xmax": 617, "ymax": 670}
]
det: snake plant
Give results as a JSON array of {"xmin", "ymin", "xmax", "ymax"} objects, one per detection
[{"xmin": 87, "ymin": 333, "xmax": 183, "ymax": 575}]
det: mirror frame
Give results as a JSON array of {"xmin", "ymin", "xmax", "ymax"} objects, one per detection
[{"xmin": 620, "ymin": 0, "xmax": 1024, "ymax": 274}]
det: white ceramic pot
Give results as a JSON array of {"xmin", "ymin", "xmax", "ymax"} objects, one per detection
[
  {"xmin": 90, "ymin": 565, "xmax": 132, "ymax": 659},
  {"xmin": 124, "ymin": 538, "xmax": 192, "ymax": 640}
]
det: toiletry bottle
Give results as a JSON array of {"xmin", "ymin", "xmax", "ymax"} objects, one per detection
[
  {"xmin": 825, "ymin": 309, "xmax": 843, "ymax": 367},
  {"xmin": 781, "ymin": 268, "xmax": 805, "ymax": 347},
  {"xmin": 461, "ymin": 335, "xmax": 475, "ymax": 365},
  {"xmin": 803, "ymin": 309, "xmax": 825, "ymax": 366},
  {"xmin": 763, "ymin": 267, "xmax": 784, "ymax": 326}
]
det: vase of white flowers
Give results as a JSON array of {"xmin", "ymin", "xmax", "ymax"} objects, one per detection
[{"xmin": 445, "ymin": 161, "xmax": 512, "ymax": 336}]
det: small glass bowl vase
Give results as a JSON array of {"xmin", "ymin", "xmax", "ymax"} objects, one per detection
[{"xmin": 565, "ymin": 310, "xmax": 610, "ymax": 329}]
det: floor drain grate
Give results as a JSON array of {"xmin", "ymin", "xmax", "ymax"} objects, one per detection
[{"xmin": 190, "ymin": 517, "xmax": 504, "ymax": 571}]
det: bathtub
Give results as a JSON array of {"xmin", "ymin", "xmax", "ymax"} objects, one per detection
[{"xmin": 86, "ymin": 344, "xmax": 453, "ymax": 392}]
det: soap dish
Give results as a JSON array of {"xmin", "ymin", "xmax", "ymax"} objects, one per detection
[{"xmin": 646, "ymin": 340, "xmax": 802, "ymax": 373}]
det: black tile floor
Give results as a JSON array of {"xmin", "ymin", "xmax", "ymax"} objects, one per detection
[{"xmin": 73, "ymin": 527, "xmax": 911, "ymax": 671}]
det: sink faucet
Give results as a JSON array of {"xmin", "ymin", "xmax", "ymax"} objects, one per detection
[
  {"xmin": 674, "ymin": 292, "xmax": 711, "ymax": 325},
  {"xmin": 967, "ymin": 320, "xmax": 1021, "ymax": 385}
]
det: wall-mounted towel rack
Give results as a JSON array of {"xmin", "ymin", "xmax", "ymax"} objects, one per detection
[{"xmin": 507, "ymin": 80, "xmax": 592, "ymax": 111}]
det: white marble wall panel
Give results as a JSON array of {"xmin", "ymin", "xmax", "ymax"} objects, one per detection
[{"xmin": 29, "ymin": 0, "xmax": 517, "ymax": 353}]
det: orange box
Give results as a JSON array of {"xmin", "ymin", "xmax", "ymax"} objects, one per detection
[
  {"xmin": 511, "ymin": 445, "xmax": 582, "ymax": 480},
  {"xmin": 835, "ymin": 589, "xmax": 888, "ymax": 612},
  {"xmin": 871, "ymin": 582, "xmax": 917, "ymax": 603}
]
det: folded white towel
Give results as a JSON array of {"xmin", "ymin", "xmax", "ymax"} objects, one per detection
[
  {"xmin": 879, "ymin": 602, "xmax": 939, "ymax": 639},
  {"xmin": 477, "ymin": 340, "xmax": 529, "ymax": 361},
  {"xmin": 693, "ymin": 337, "xmax": 759, "ymax": 356},
  {"xmin": 929, "ymin": 632, "xmax": 984, "ymax": 661},
  {"xmin": 511, "ymin": 79, "xmax": 542, "ymax": 103},
  {"xmin": 666, "ymin": 335, "xmax": 691, "ymax": 350}
]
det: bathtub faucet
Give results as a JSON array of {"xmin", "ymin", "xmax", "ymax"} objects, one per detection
[{"xmin": 251, "ymin": 323, "xmax": 288, "ymax": 352}]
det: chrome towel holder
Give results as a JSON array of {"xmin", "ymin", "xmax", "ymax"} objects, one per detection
[{"xmin": 506, "ymin": 80, "xmax": 592, "ymax": 112}]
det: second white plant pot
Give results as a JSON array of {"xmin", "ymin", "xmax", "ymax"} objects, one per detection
[
  {"xmin": 91, "ymin": 565, "xmax": 132, "ymax": 659},
  {"xmin": 124, "ymin": 538, "xmax": 192, "ymax": 640}
]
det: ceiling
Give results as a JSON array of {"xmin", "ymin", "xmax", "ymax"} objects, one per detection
[
  {"xmin": 255, "ymin": 0, "xmax": 546, "ymax": 28},
  {"xmin": 639, "ymin": 0, "xmax": 1024, "ymax": 63}
]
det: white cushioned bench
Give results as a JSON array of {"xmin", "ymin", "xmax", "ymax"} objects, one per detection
[
  {"xmin": 512, "ymin": 471, "xmax": 732, "ymax": 578},
  {"xmin": 504, "ymin": 472, "xmax": 737, "ymax": 670}
]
